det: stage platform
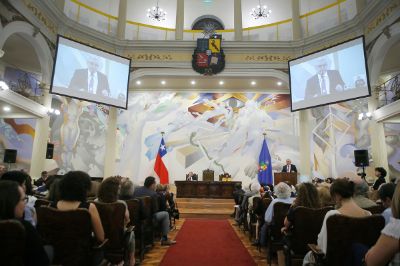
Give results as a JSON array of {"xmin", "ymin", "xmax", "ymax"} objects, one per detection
[{"xmin": 176, "ymin": 198, "xmax": 235, "ymax": 219}]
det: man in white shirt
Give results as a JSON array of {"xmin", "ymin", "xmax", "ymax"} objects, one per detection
[{"xmin": 304, "ymin": 57, "xmax": 345, "ymax": 99}]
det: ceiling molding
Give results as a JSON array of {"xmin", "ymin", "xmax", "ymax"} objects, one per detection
[{"xmin": 0, "ymin": 89, "xmax": 47, "ymax": 118}]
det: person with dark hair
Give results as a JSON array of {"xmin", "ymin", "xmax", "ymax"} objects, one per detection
[
  {"xmin": 96, "ymin": 177, "xmax": 136, "ymax": 266},
  {"xmin": 0, "ymin": 164, "xmax": 7, "ymax": 177},
  {"xmin": 373, "ymin": 167, "xmax": 387, "ymax": 190},
  {"xmin": 133, "ymin": 176, "xmax": 176, "ymax": 245},
  {"xmin": 52, "ymin": 171, "xmax": 104, "ymax": 243},
  {"xmin": 1, "ymin": 170, "xmax": 37, "ymax": 226},
  {"xmin": 282, "ymin": 182, "xmax": 321, "ymax": 233},
  {"xmin": 0, "ymin": 180, "xmax": 50, "ymax": 265},
  {"xmin": 379, "ymin": 183, "xmax": 396, "ymax": 225},
  {"xmin": 34, "ymin": 171, "xmax": 49, "ymax": 187},
  {"xmin": 303, "ymin": 178, "xmax": 371, "ymax": 264}
]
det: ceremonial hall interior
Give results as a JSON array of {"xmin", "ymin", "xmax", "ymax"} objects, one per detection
[{"xmin": 0, "ymin": 0, "xmax": 400, "ymax": 265}]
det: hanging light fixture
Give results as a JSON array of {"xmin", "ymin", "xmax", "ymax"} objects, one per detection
[
  {"xmin": 250, "ymin": 0, "xmax": 272, "ymax": 19},
  {"xmin": 147, "ymin": 0, "xmax": 167, "ymax": 21}
]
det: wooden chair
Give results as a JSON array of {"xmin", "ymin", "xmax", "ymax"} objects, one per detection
[
  {"xmin": 37, "ymin": 206, "xmax": 107, "ymax": 266},
  {"xmin": 267, "ymin": 202, "xmax": 291, "ymax": 265},
  {"xmin": 363, "ymin": 205, "xmax": 385, "ymax": 214},
  {"xmin": 0, "ymin": 220, "xmax": 25, "ymax": 266},
  {"xmin": 125, "ymin": 199, "xmax": 145, "ymax": 260},
  {"xmin": 283, "ymin": 206, "xmax": 333, "ymax": 266},
  {"xmin": 137, "ymin": 196, "xmax": 155, "ymax": 247},
  {"xmin": 34, "ymin": 198, "xmax": 51, "ymax": 210},
  {"xmin": 94, "ymin": 201, "xmax": 134, "ymax": 265},
  {"xmin": 309, "ymin": 214, "xmax": 385, "ymax": 266}
]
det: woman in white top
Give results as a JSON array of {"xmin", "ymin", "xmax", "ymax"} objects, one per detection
[
  {"xmin": 365, "ymin": 181, "xmax": 400, "ymax": 266},
  {"xmin": 303, "ymin": 178, "xmax": 371, "ymax": 265}
]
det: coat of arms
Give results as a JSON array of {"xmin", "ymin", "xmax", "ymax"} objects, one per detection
[{"xmin": 192, "ymin": 34, "xmax": 225, "ymax": 75}]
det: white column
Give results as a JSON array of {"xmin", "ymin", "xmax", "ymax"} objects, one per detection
[
  {"xmin": 291, "ymin": 0, "xmax": 302, "ymax": 40},
  {"xmin": 55, "ymin": 0, "xmax": 65, "ymax": 11},
  {"xmin": 103, "ymin": 107, "xmax": 117, "ymax": 178},
  {"xmin": 29, "ymin": 91, "xmax": 51, "ymax": 177},
  {"xmin": 368, "ymin": 96, "xmax": 389, "ymax": 180},
  {"xmin": 234, "ymin": 0, "xmax": 243, "ymax": 41},
  {"xmin": 175, "ymin": 0, "xmax": 184, "ymax": 40},
  {"xmin": 299, "ymin": 109, "xmax": 311, "ymax": 179},
  {"xmin": 117, "ymin": 0, "xmax": 128, "ymax": 39},
  {"xmin": 356, "ymin": 0, "xmax": 367, "ymax": 13}
]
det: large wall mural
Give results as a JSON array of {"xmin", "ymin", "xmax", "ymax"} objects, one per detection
[
  {"xmin": 49, "ymin": 96, "xmax": 108, "ymax": 176},
  {"xmin": 116, "ymin": 92, "xmax": 299, "ymax": 186},
  {"xmin": 309, "ymin": 100, "xmax": 371, "ymax": 179},
  {"xmin": 384, "ymin": 123, "xmax": 400, "ymax": 181},
  {"xmin": 0, "ymin": 118, "xmax": 36, "ymax": 171}
]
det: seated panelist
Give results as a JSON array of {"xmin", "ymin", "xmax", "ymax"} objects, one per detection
[{"xmin": 186, "ymin": 171, "xmax": 198, "ymax": 181}]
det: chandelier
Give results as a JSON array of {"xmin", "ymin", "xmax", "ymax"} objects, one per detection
[
  {"xmin": 250, "ymin": 0, "xmax": 271, "ymax": 19},
  {"xmin": 147, "ymin": 1, "xmax": 167, "ymax": 21}
]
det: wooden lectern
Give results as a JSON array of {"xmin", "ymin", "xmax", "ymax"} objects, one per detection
[{"xmin": 274, "ymin": 172, "xmax": 297, "ymax": 186}]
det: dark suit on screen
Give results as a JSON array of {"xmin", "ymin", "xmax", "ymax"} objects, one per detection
[
  {"xmin": 68, "ymin": 68, "xmax": 110, "ymax": 96},
  {"xmin": 282, "ymin": 164, "xmax": 297, "ymax": 173},
  {"xmin": 304, "ymin": 70, "xmax": 345, "ymax": 99}
]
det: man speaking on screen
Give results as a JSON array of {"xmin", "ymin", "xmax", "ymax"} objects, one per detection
[
  {"xmin": 68, "ymin": 55, "xmax": 110, "ymax": 97},
  {"xmin": 304, "ymin": 57, "xmax": 345, "ymax": 99}
]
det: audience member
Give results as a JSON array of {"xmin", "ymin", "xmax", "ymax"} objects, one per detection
[
  {"xmin": 372, "ymin": 167, "xmax": 387, "ymax": 190},
  {"xmin": 0, "ymin": 180, "xmax": 50, "ymax": 265},
  {"xmin": 34, "ymin": 171, "xmax": 49, "ymax": 187},
  {"xmin": 365, "ymin": 181, "xmax": 400, "ymax": 265},
  {"xmin": 353, "ymin": 179, "xmax": 378, "ymax": 208},
  {"xmin": 260, "ymin": 182, "xmax": 294, "ymax": 246},
  {"xmin": 1, "ymin": 170, "xmax": 37, "ymax": 226},
  {"xmin": 119, "ymin": 178, "xmax": 135, "ymax": 200},
  {"xmin": 317, "ymin": 185, "xmax": 332, "ymax": 206},
  {"xmin": 133, "ymin": 176, "xmax": 176, "ymax": 245},
  {"xmin": 233, "ymin": 183, "xmax": 245, "ymax": 205},
  {"xmin": 97, "ymin": 177, "xmax": 135, "ymax": 266},
  {"xmin": 303, "ymin": 178, "xmax": 371, "ymax": 264},
  {"xmin": 47, "ymin": 178, "xmax": 62, "ymax": 202},
  {"xmin": 52, "ymin": 171, "xmax": 104, "ymax": 243},
  {"xmin": 378, "ymin": 183, "xmax": 396, "ymax": 225},
  {"xmin": 325, "ymin": 177, "xmax": 334, "ymax": 184},
  {"xmin": 282, "ymin": 182, "xmax": 320, "ymax": 232},
  {"xmin": 0, "ymin": 164, "xmax": 7, "ymax": 177}
]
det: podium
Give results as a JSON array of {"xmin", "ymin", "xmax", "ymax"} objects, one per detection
[{"xmin": 274, "ymin": 172, "xmax": 297, "ymax": 186}]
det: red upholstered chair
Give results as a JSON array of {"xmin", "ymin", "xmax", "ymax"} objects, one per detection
[
  {"xmin": 37, "ymin": 206, "xmax": 107, "ymax": 266},
  {"xmin": 0, "ymin": 219, "xmax": 25, "ymax": 266},
  {"xmin": 283, "ymin": 206, "xmax": 333, "ymax": 266},
  {"xmin": 308, "ymin": 214, "xmax": 385, "ymax": 266}
]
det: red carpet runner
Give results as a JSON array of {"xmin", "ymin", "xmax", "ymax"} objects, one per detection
[{"xmin": 160, "ymin": 219, "xmax": 256, "ymax": 266}]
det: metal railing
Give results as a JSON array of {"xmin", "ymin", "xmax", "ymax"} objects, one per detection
[
  {"xmin": 376, "ymin": 74, "xmax": 400, "ymax": 108},
  {"xmin": 66, "ymin": 0, "xmax": 350, "ymax": 41}
]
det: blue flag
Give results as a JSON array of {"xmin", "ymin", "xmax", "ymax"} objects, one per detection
[{"xmin": 258, "ymin": 138, "xmax": 273, "ymax": 185}]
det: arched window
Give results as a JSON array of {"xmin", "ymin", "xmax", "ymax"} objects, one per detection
[{"xmin": 191, "ymin": 15, "xmax": 225, "ymax": 31}]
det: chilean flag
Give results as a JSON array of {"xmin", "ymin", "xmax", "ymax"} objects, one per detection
[{"xmin": 154, "ymin": 137, "xmax": 169, "ymax": 184}]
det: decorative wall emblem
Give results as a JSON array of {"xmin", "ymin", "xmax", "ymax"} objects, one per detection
[{"xmin": 192, "ymin": 34, "xmax": 225, "ymax": 75}]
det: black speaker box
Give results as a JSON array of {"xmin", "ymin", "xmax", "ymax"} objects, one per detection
[
  {"xmin": 46, "ymin": 143, "xmax": 54, "ymax": 159},
  {"xmin": 3, "ymin": 149, "xmax": 17, "ymax": 163},
  {"xmin": 354, "ymin": 150, "xmax": 369, "ymax": 167}
]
